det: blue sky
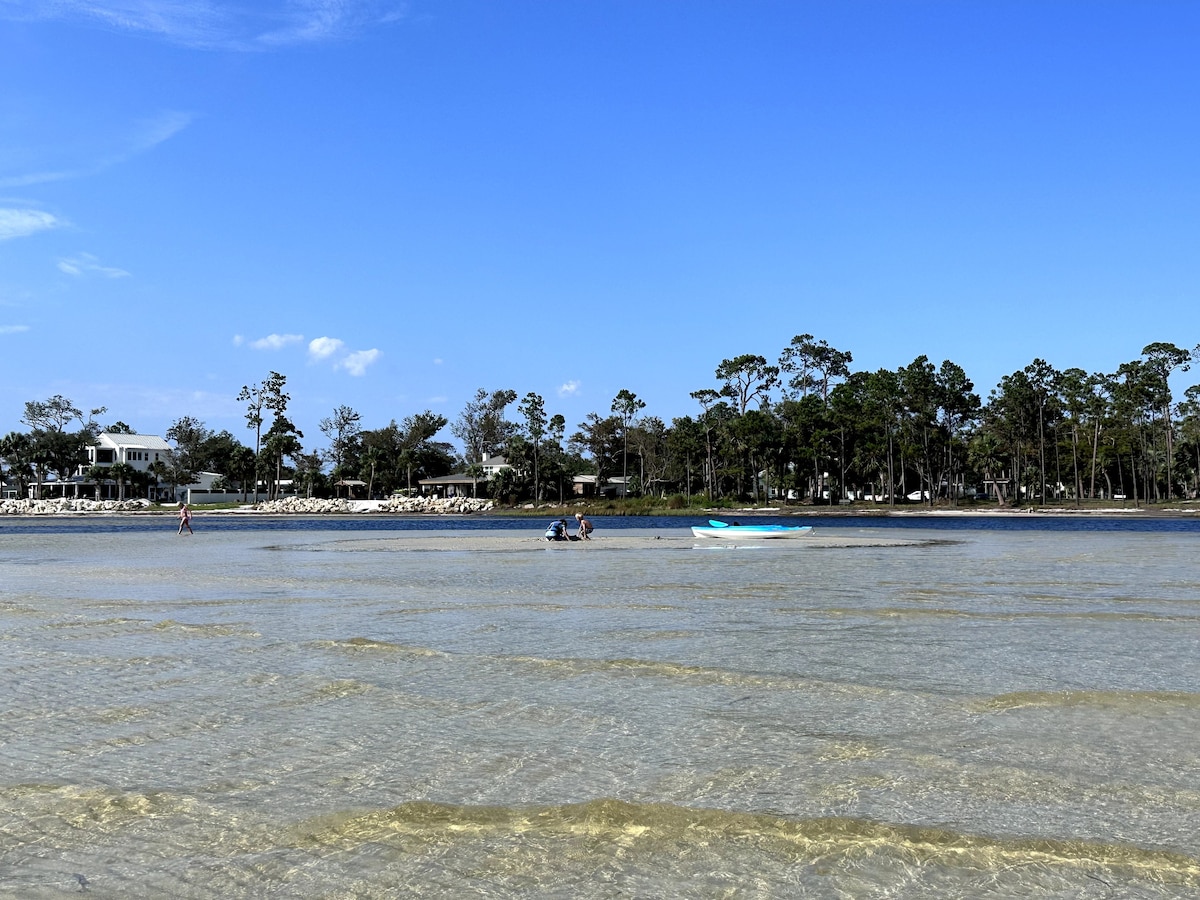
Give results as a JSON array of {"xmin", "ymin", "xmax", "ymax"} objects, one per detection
[{"xmin": 2, "ymin": 1, "xmax": 1198, "ymax": 452}]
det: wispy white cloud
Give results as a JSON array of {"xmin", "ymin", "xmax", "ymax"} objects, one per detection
[
  {"xmin": 0, "ymin": 1, "xmax": 410, "ymax": 50},
  {"xmin": 0, "ymin": 111, "xmax": 193, "ymax": 189},
  {"xmin": 0, "ymin": 170, "xmax": 80, "ymax": 189},
  {"xmin": 0, "ymin": 1, "xmax": 231, "ymax": 46},
  {"xmin": 337, "ymin": 348, "xmax": 381, "ymax": 377},
  {"xmin": 0, "ymin": 208, "xmax": 61, "ymax": 240},
  {"xmin": 126, "ymin": 110, "xmax": 194, "ymax": 156},
  {"xmin": 308, "ymin": 336, "xmax": 345, "ymax": 360},
  {"xmin": 250, "ymin": 333, "xmax": 304, "ymax": 351},
  {"xmin": 0, "ymin": 324, "xmax": 31, "ymax": 335},
  {"xmin": 558, "ymin": 380, "xmax": 581, "ymax": 398},
  {"xmin": 57, "ymin": 252, "xmax": 130, "ymax": 279}
]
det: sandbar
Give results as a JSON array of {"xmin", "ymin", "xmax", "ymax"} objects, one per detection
[{"xmin": 312, "ymin": 532, "xmax": 935, "ymax": 553}]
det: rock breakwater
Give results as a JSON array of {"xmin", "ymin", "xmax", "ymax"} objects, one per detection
[
  {"xmin": 0, "ymin": 498, "xmax": 153, "ymax": 515},
  {"xmin": 252, "ymin": 496, "xmax": 494, "ymax": 514}
]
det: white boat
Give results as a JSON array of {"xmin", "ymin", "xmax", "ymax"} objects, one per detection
[{"xmin": 691, "ymin": 519, "xmax": 813, "ymax": 540}]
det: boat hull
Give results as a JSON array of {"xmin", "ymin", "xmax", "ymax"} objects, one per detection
[{"xmin": 691, "ymin": 525, "xmax": 812, "ymax": 540}]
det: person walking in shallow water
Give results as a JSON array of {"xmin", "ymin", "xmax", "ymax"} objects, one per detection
[{"xmin": 178, "ymin": 502, "xmax": 193, "ymax": 535}]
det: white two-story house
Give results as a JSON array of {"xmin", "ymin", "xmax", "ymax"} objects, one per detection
[
  {"xmin": 85, "ymin": 432, "xmax": 174, "ymax": 474},
  {"xmin": 85, "ymin": 432, "xmax": 228, "ymax": 501},
  {"xmin": 72, "ymin": 432, "xmax": 174, "ymax": 500}
]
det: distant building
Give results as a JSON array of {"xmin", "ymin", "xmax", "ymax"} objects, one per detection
[
  {"xmin": 17, "ymin": 432, "xmax": 236, "ymax": 502},
  {"xmin": 21, "ymin": 432, "xmax": 173, "ymax": 500},
  {"xmin": 418, "ymin": 455, "xmax": 511, "ymax": 498},
  {"xmin": 480, "ymin": 455, "xmax": 509, "ymax": 478},
  {"xmin": 572, "ymin": 475, "xmax": 629, "ymax": 498}
]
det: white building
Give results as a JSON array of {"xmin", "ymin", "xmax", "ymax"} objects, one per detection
[
  {"xmin": 481, "ymin": 455, "xmax": 510, "ymax": 478},
  {"xmin": 22, "ymin": 432, "xmax": 176, "ymax": 500},
  {"xmin": 84, "ymin": 432, "xmax": 173, "ymax": 474}
]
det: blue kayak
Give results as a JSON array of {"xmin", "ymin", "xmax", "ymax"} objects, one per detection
[{"xmin": 692, "ymin": 519, "xmax": 813, "ymax": 540}]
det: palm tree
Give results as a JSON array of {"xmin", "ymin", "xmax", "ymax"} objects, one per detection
[
  {"xmin": 149, "ymin": 460, "xmax": 173, "ymax": 502},
  {"xmin": 1, "ymin": 432, "xmax": 35, "ymax": 499},
  {"xmin": 108, "ymin": 462, "xmax": 135, "ymax": 501},
  {"xmin": 362, "ymin": 446, "xmax": 383, "ymax": 499},
  {"xmin": 262, "ymin": 417, "xmax": 303, "ymax": 500},
  {"xmin": 464, "ymin": 462, "xmax": 485, "ymax": 498},
  {"xmin": 968, "ymin": 432, "xmax": 1006, "ymax": 505},
  {"xmin": 86, "ymin": 464, "xmax": 110, "ymax": 500},
  {"xmin": 230, "ymin": 446, "xmax": 256, "ymax": 501}
]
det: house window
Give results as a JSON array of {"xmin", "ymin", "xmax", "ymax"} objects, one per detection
[{"xmin": 96, "ymin": 449, "xmax": 115, "ymax": 464}]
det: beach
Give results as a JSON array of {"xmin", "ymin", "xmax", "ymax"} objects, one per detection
[{"xmin": 2, "ymin": 517, "xmax": 1199, "ymax": 896}]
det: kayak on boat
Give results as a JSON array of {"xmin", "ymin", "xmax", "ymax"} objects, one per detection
[{"xmin": 691, "ymin": 519, "xmax": 813, "ymax": 540}]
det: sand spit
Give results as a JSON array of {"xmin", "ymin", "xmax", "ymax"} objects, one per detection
[{"xmin": 311, "ymin": 532, "xmax": 934, "ymax": 553}]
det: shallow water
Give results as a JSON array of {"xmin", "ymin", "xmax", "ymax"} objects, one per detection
[{"xmin": 2, "ymin": 518, "xmax": 1199, "ymax": 897}]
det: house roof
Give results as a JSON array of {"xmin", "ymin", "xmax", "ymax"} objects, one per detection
[
  {"xmin": 419, "ymin": 473, "xmax": 484, "ymax": 486},
  {"xmin": 96, "ymin": 432, "xmax": 172, "ymax": 451}
]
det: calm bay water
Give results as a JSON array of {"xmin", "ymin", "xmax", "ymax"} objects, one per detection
[{"xmin": 2, "ymin": 515, "xmax": 1199, "ymax": 897}]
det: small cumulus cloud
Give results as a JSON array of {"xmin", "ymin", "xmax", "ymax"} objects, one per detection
[
  {"xmin": 232, "ymin": 335, "xmax": 244, "ymax": 346},
  {"xmin": 1, "ymin": 324, "xmax": 31, "ymax": 335},
  {"xmin": 57, "ymin": 252, "xmax": 130, "ymax": 279},
  {"xmin": 337, "ymin": 348, "xmax": 381, "ymax": 377},
  {"xmin": 308, "ymin": 336, "xmax": 381, "ymax": 375},
  {"xmin": 558, "ymin": 380, "xmax": 581, "ymax": 398},
  {"xmin": 432, "ymin": 358, "xmax": 443, "ymax": 365},
  {"xmin": 308, "ymin": 336, "xmax": 346, "ymax": 360},
  {"xmin": 250, "ymin": 333, "xmax": 304, "ymax": 350},
  {"xmin": 0, "ymin": 208, "xmax": 61, "ymax": 241}
]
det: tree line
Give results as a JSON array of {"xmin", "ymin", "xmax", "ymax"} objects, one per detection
[{"xmin": 3, "ymin": 338, "xmax": 1200, "ymax": 506}]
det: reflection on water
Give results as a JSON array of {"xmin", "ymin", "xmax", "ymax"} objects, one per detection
[{"xmin": 2, "ymin": 521, "xmax": 1199, "ymax": 897}]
